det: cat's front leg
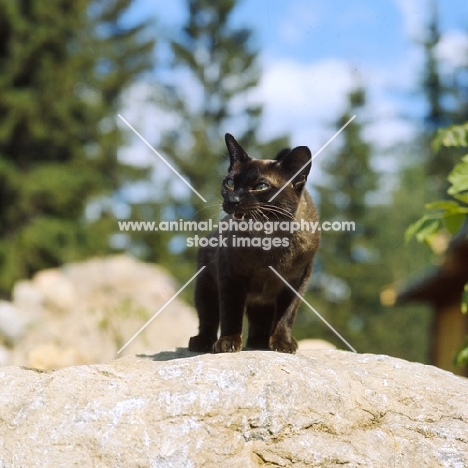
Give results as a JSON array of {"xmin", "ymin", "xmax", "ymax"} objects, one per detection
[
  {"xmin": 270, "ymin": 286, "xmax": 302, "ymax": 354},
  {"xmin": 212, "ymin": 276, "xmax": 246, "ymax": 353},
  {"xmin": 189, "ymin": 267, "xmax": 219, "ymax": 353},
  {"xmin": 270, "ymin": 265, "xmax": 312, "ymax": 353}
]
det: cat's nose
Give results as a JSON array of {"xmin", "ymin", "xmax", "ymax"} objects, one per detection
[{"xmin": 230, "ymin": 194, "xmax": 241, "ymax": 205}]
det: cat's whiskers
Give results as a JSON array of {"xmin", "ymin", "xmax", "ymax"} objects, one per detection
[
  {"xmin": 206, "ymin": 210, "xmax": 224, "ymax": 224},
  {"xmin": 190, "ymin": 202, "xmax": 224, "ymax": 221},
  {"xmin": 250, "ymin": 203, "xmax": 290, "ymax": 221},
  {"xmin": 257, "ymin": 204, "xmax": 297, "ymax": 221},
  {"xmin": 259, "ymin": 210, "xmax": 270, "ymax": 221},
  {"xmin": 269, "ymin": 206, "xmax": 298, "ymax": 221},
  {"xmin": 251, "ymin": 209, "xmax": 262, "ymax": 220}
]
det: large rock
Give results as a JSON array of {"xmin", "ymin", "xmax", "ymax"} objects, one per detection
[
  {"xmin": 6, "ymin": 255, "xmax": 198, "ymax": 369},
  {"xmin": 1, "ymin": 349, "xmax": 467, "ymax": 467}
]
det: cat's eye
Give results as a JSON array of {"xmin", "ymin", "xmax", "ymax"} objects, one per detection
[
  {"xmin": 225, "ymin": 178, "xmax": 234, "ymax": 189},
  {"xmin": 253, "ymin": 182, "xmax": 270, "ymax": 191}
]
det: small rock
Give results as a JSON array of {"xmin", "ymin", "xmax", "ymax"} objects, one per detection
[
  {"xmin": 12, "ymin": 280, "xmax": 44, "ymax": 318},
  {"xmin": 8, "ymin": 255, "xmax": 198, "ymax": 367},
  {"xmin": 33, "ymin": 269, "xmax": 76, "ymax": 311},
  {"xmin": 27, "ymin": 343, "xmax": 89, "ymax": 370},
  {"xmin": 0, "ymin": 346, "xmax": 10, "ymax": 366},
  {"xmin": 0, "ymin": 301, "xmax": 29, "ymax": 342},
  {"xmin": 298, "ymin": 338, "xmax": 336, "ymax": 350}
]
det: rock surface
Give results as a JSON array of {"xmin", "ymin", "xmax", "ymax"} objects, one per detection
[{"xmin": 1, "ymin": 349, "xmax": 467, "ymax": 467}]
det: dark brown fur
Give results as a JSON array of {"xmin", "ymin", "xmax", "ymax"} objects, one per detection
[{"xmin": 189, "ymin": 134, "xmax": 320, "ymax": 354}]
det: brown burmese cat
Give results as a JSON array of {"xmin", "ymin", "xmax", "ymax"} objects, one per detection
[{"xmin": 189, "ymin": 134, "xmax": 320, "ymax": 354}]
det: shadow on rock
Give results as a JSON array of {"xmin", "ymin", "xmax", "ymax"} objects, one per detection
[{"xmin": 137, "ymin": 347, "xmax": 204, "ymax": 361}]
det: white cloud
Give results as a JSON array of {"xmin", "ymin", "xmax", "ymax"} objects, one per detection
[
  {"xmin": 436, "ymin": 30, "xmax": 468, "ymax": 69},
  {"xmin": 117, "ymin": 55, "xmax": 419, "ymax": 198},
  {"xmin": 255, "ymin": 56, "xmax": 417, "ymax": 152},
  {"xmin": 117, "ymin": 81, "xmax": 191, "ymax": 202},
  {"xmin": 393, "ymin": 0, "xmax": 427, "ymax": 39},
  {"xmin": 255, "ymin": 58, "xmax": 356, "ymax": 145},
  {"xmin": 363, "ymin": 75, "xmax": 418, "ymax": 153},
  {"xmin": 117, "ymin": 81, "xmax": 180, "ymax": 168},
  {"xmin": 364, "ymin": 117, "xmax": 417, "ymax": 157}
]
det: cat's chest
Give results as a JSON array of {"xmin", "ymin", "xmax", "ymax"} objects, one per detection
[
  {"xmin": 248, "ymin": 276, "xmax": 267, "ymax": 294},
  {"xmin": 246, "ymin": 275, "xmax": 279, "ymax": 304}
]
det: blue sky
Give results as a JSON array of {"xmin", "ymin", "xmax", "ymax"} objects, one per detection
[
  {"xmin": 234, "ymin": 0, "xmax": 467, "ymax": 63},
  {"xmin": 129, "ymin": 0, "xmax": 467, "ymax": 64},
  {"xmin": 118, "ymin": 0, "xmax": 468, "ymax": 199}
]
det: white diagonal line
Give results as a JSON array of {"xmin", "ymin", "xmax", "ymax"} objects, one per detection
[
  {"xmin": 268, "ymin": 114, "xmax": 356, "ymax": 202},
  {"xmin": 118, "ymin": 114, "xmax": 207, "ymax": 202},
  {"xmin": 117, "ymin": 266, "xmax": 206, "ymax": 354},
  {"xmin": 269, "ymin": 266, "xmax": 357, "ymax": 353}
]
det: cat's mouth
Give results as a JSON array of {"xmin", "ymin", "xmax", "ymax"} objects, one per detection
[{"xmin": 232, "ymin": 211, "xmax": 251, "ymax": 220}]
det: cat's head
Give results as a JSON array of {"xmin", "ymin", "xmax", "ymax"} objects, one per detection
[{"xmin": 222, "ymin": 133, "xmax": 312, "ymax": 220}]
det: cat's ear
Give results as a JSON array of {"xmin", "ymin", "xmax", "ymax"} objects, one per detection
[
  {"xmin": 275, "ymin": 148, "xmax": 291, "ymax": 162},
  {"xmin": 279, "ymin": 146, "xmax": 312, "ymax": 191},
  {"xmin": 225, "ymin": 133, "xmax": 250, "ymax": 170}
]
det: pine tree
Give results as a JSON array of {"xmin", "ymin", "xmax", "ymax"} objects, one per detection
[
  {"xmin": 418, "ymin": 0, "xmax": 463, "ymax": 197},
  {"xmin": 402, "ymin": 2, "xmax": 468, "ymax": 364},
  {"xmin": 0, "ymin": 0, "xmax": 155, "ymax": 295},
  {"xmin": 298, "ymin": 88, "xmax": 389, "ymax": 353},
  {"xmin": 373, "ymin": 163, "xmax": 433, "ymax": 363},
  {"xmin": 161, "ymin": 0, "xmax": 288, "ymax": 203},
  {"xmin": 141, "ymin": 0, "xmax": 288, "ymax": 278},
  {"xmin": 421, "ymin": 0, "xmax": 445, "ymax": 132},
  {"xmin": 420, "ymin": 0, "xmax": 445, "ymax": 197}
]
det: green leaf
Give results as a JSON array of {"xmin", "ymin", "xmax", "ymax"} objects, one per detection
[
  {"xmin": 448, "ymin": 182, "xmax": 468, "ymax": 197},
  {"xmin": 451, "ymin": 192, "xmax": 468, "ymax": 204},
  {"xmin": 433, "ymin": 122, "xmax": 468, "ymax": 151},
  {"xmin": 453, "ymin": 335, "xmax": 468, "ymax": 368},
  {"xmin": 443, "ymin": 212, "xmax": 465, "ymax": 235},
  {"xmin": 425, "ymin": 200, "xmax": 461, "ymax": 212},
  {"xmin": 405, "ymin": 215, "xmax": 443, "ymax": 244},
  {"xmin": 447, "ymin": 157, "xmax": 468, "ymax": 195},
  {"xmin": 405, "ymin": 216, "xmax": 428, "ymax": 243},
  {"xmin": 454, "ymin": 346, "xmax": 468, "ymax": 367},
  {"xmin": 417, "ymin": 220, "xmax": 443, "ymax": 244},
  {"xmin": 462, "ymin": 284, "xmax": 468, "ymax": 315}
]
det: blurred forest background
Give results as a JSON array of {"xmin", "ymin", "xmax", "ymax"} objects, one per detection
[{"xmin": 1, "ymin": 0, "xmax": 467, "ymax": 364}]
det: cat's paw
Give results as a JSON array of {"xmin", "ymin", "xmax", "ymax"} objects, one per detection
[
  {"xmin": 212, "ymin": 334, "xmax": 242, "ymax": 353},
  {"xmin": 189, "ymin": 334, "xmax": 217, "ymax": 353},
  {"xmin": 269, "ymin": 334, "xmax": 298, "ymax": 354}
]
